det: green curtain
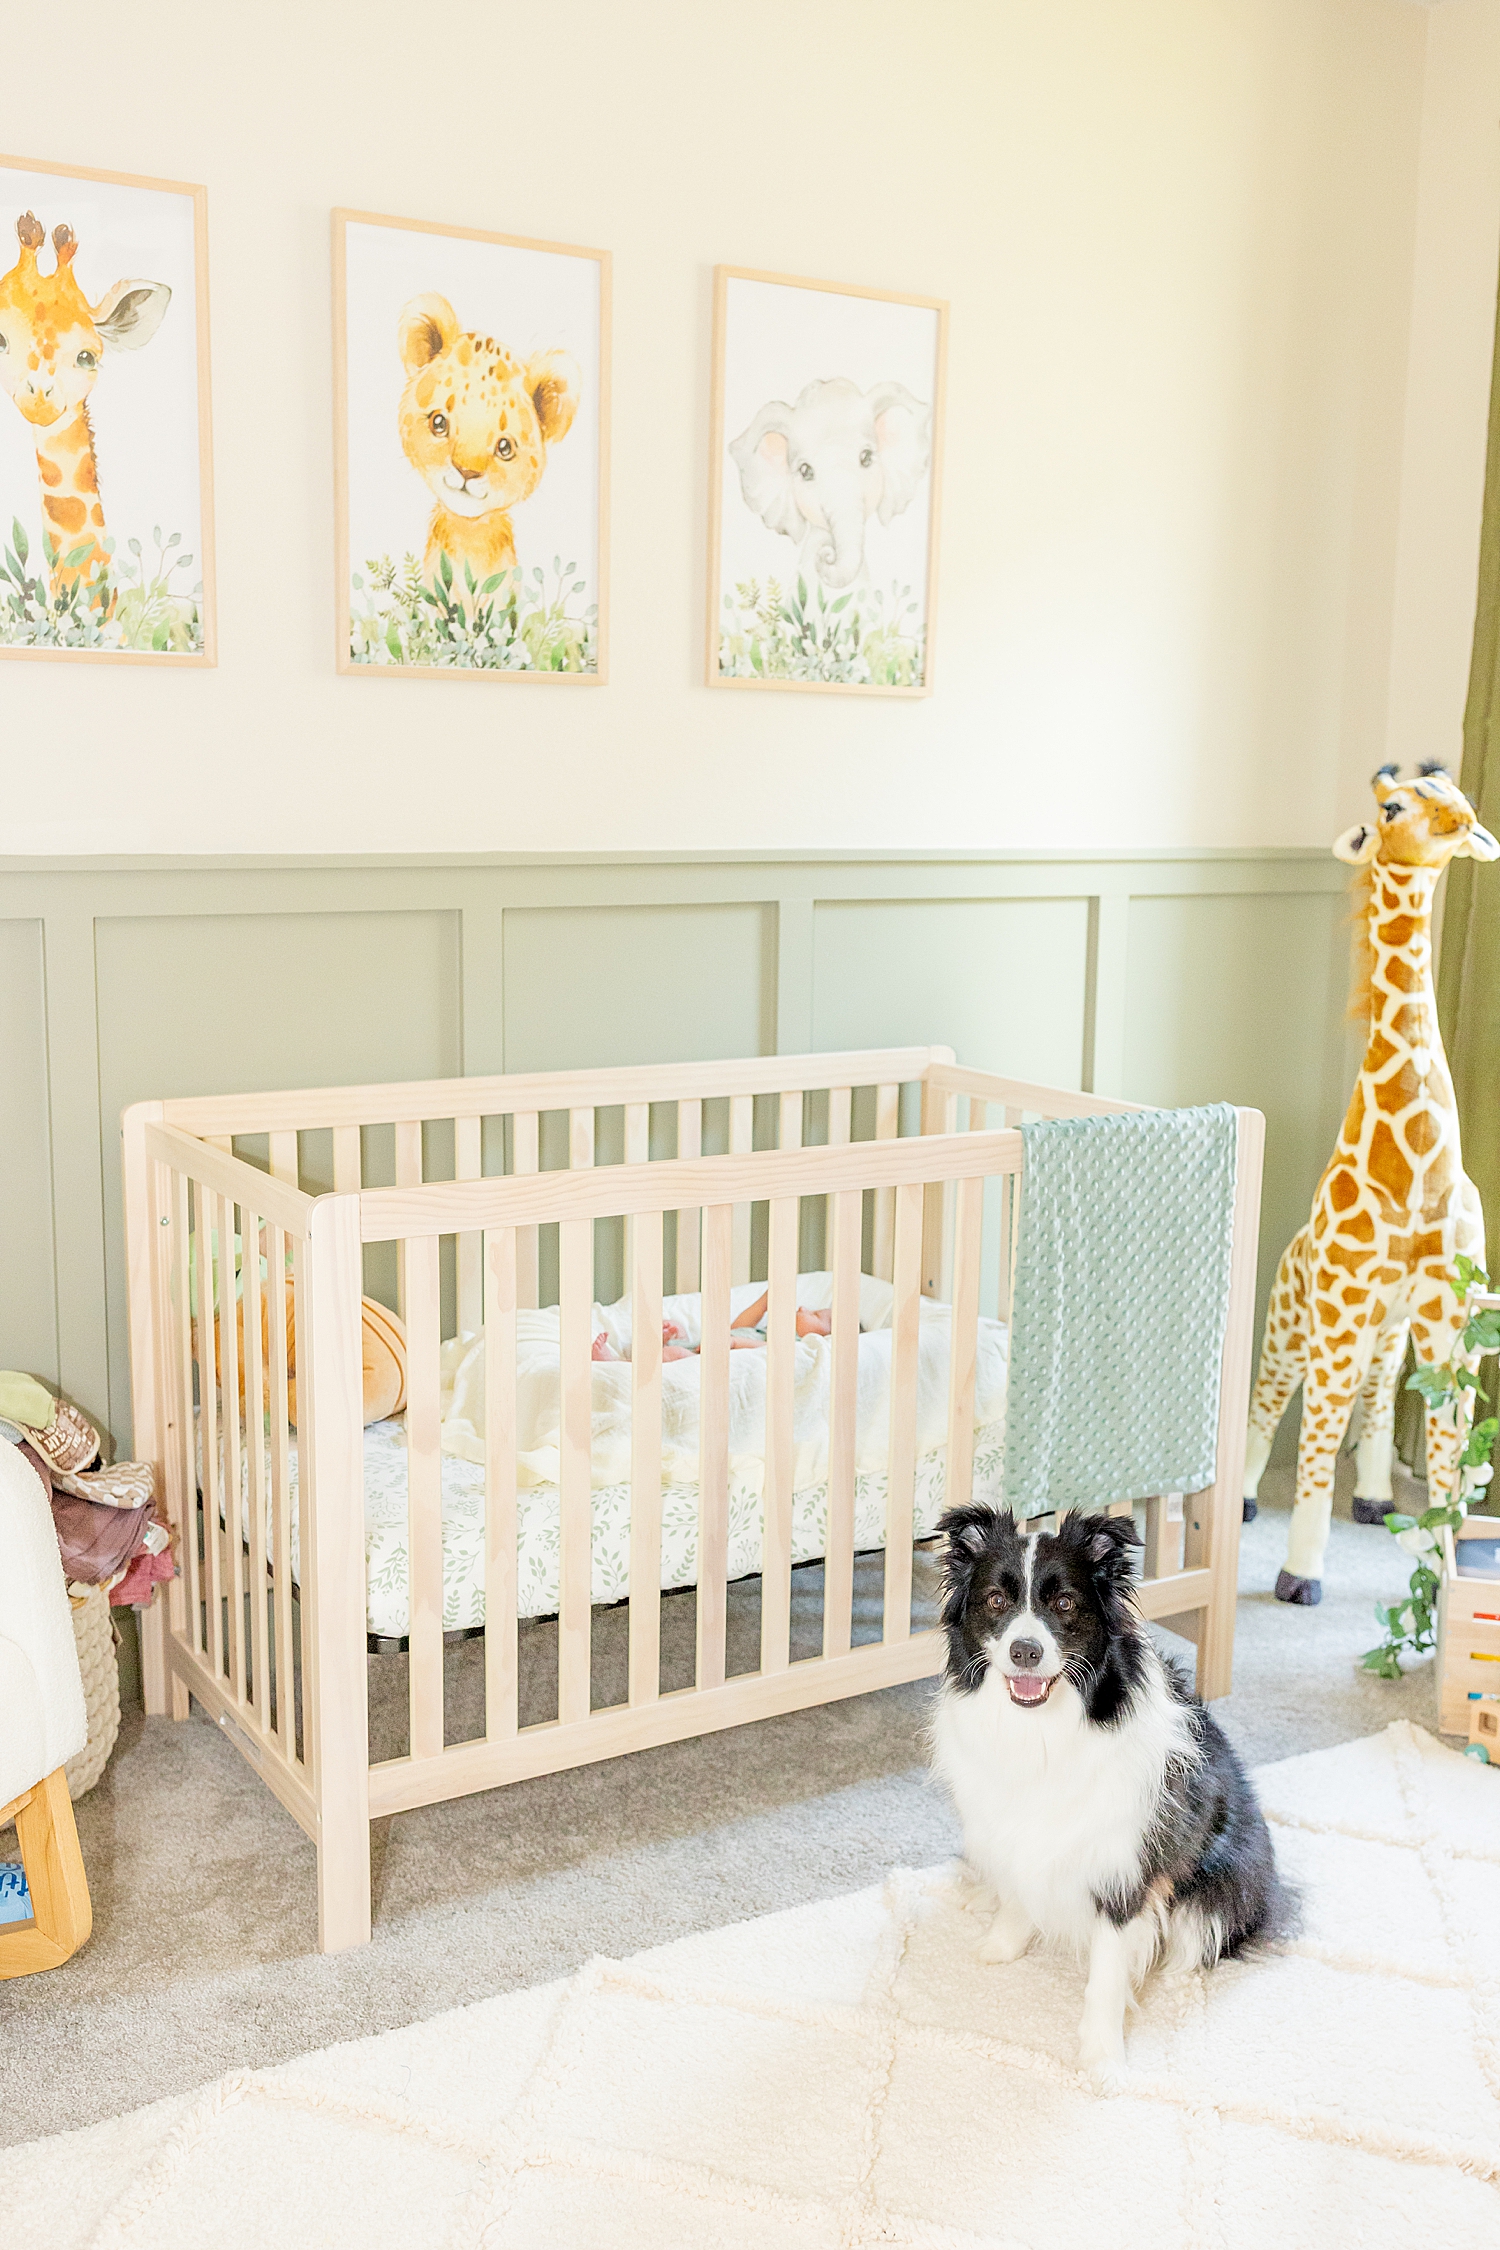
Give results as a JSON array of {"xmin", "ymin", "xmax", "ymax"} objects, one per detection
[
  {"xmin": 1439, "ymin": 273, "xmax": 1500, "ymax": 1271},
  {"xmin": 1391, "ymin": 276, "xmax": 1500, "ymax": 1473}
]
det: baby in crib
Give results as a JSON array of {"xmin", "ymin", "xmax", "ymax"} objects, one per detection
[{"xmin": 591, "ymin": 1288, "xmax": 832, "ymax": 1363}]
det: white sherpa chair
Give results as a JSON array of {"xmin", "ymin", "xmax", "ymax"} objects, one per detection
[{"xmin": 0, "ymin": 1439, "xmax": 92, "ymax": 1977}]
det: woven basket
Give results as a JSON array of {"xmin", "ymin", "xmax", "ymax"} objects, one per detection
[{"xmin": 64, "ymin": 1585, "xmax": 120, "ymax": 1800}]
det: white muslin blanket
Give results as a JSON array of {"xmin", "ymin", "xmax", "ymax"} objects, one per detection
[{"xmin": 436, "ymin": 1272, "xmax": 1010, "ymax": 1497}]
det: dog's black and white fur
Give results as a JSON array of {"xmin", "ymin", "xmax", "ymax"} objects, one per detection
[{"xmin": 931, "ymin": 1504, "xmax": 1290, "ymax": 2088}]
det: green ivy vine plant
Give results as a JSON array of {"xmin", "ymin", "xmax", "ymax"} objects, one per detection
[{"xmin": 1362, "ymin": 1254, "xmax": 1500, "ymax": 1678}]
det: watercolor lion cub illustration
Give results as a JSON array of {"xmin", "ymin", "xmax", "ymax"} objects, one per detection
[{"xmin": 396, "ymin": 293, "xmax": 580, "ymax": 596}]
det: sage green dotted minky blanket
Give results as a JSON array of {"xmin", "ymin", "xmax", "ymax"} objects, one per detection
[{"xmin": 999, "ymin": 1103, "xmax": 1238, "ymax": 1518}]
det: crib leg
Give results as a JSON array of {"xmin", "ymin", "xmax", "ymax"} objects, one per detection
[
  {"xmin": 139, "ymin": 1593, "xmax": 189, "ymax": 1719},
  {"xmin": 316, "ymin": 1811, "xmax": 372, "ymax": 1953}
]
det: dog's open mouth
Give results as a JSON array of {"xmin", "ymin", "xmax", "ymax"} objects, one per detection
[{"xmin": 1004, "ymin": 1673, "xmax": 1055, "ymax": 1708}]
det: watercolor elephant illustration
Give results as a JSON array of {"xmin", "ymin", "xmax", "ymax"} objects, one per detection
[
  {"xmin": 729, "ymin": 376, "xmax": 930, "ymax": 590},
  {"xmin": 0, "ymin": 210, "xmax": 171, "ymax": 609},
  {"xmin": 396, "ymin": 292, "xmax": 580, "ymax": 597}
]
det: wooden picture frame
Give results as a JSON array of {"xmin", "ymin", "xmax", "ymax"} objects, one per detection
[
  {"xmin": 333, "ymin": 209, "xmax": 610, "ymax": 683},
  {"xmin": 0, "ymin": 153, "xmax": 215, "ymax": 667},
  {"xmin": 707, "ymin": 265, "xmax": 946, "ymax": 699}
]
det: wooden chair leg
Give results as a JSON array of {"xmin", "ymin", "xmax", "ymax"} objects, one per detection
[{"xmin": 0, "ymin": 1767, "xmax": 93, "ymax": 1979}]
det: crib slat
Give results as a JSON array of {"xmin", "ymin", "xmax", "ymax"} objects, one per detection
[
  {"xmin": 242, "ymin": 1207, "xmax": 268, "ymax": 1731},
  {"xmin": 622, "ymin": 1102, "xmax": 650, "ymax": 1279},
  {"xmin": 174, "ymin": 1171, "xmax": 202, "ymax": 1660},
  {"xmin": 512, "ymin": 1111, "xmax": 540, "ymax": 1310},
  {"xmin": 944, "ymin": 1175, "xmax": 985, "ymax": 1517},
  {"xmin": 332, "ymin": 1125, "xmax": 362, "ymax": 1192},
  {"xmin": 455, "ymin": 1115, "xmax": 483, "ymax": 1339},
  {"xmin": 217, "ymin": 1193, "xmax": 246, "ymax": 1706},
  {"xmin": 921, "ymin": 1081, "xmax": 958, "ymax": 1299},
  {"xmin": 269, "ymin": 1131, "xmax": 299, "ymax": 1187},
  {"xmin": 629, "ymin": 1207, "xmax": 665, "ymax": 1706},
  {"xmin": 761, "ymin": 1193, "xmax": 799, "ymax": 1675},
  {"xmin": 872, "ymin": 1082, "xmax": 900, "ymax": 1281},
  {"xmin": 558, "ymin": 1215, "xmax": 594, "ymax": 1726},
  {"xmin": 394, "ymin": 1121, "xmax": 423, "ymax": 1325},
  {"xmin": 196, "ymin": 1183, "xmax": 224, "ymax": 1684},
  {"xmin": 778, "ymin": 1089, "xmax": 803, "ymax": 1152},
  {"xmin": 675, "ymin": 1099, "xmax": 702, "ymax": 1292},
  {"xmin": 395, "ymin": 1119, "xmax": 423, "ymax": 1185},
  {"xmin": 266, "ymin": 1223, "xmax": 294, "ymax": 1752},
  {"xmin": 996, "ymin": 1107, "xmax": 1021, "ymax": 1320},
  {"xmin": 697, "ymin": 1202, "xmax": 732, "ymax": 1691},
  {"xmin": 828, "ymin": 1087, "xmax": 852, "ymax": 1145},
  {"xmin": 405, "ymin": 1232, "xmax": 445, "ymax": 1761},
  {"xmin": 729, "ymin": 1094, "xmax": 754, "ymax": 1283},
  {"xmin": 484, "ymin": 1226, "xmax": 519, "ymax": 1740},
  {"xmin": 290, "ymin": 1232, "xmax": 314, "ymax": 1767},
  {"xmin": 823, "ymin": 1187, "xmax": 861, "ymax": 1660},
  {"xmin": 885, "ymin": 1181, "xmax": 925, "ymax": 1642},
  {"xmin": 569, "ymin": 1106, "xmax": 595, "ymax": 1170}
]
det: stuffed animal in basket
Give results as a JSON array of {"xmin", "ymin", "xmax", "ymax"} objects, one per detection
[
  {"xmin": 1241, "ymin": 763, "xmax": 1498, "ymax": 1606},
  {"xmin": 215, "ymin": 1286, "xmax": 406, "ymax": 1428}
]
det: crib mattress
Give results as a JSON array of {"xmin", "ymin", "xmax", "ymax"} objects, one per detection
[
  {"xmin": 202, "ymin": 1273, "xmax": 1008, "ymax": 1638},
  {"xmin": 213, "ymin": 1417, "xmax": 1000, "ymax": 1638}
]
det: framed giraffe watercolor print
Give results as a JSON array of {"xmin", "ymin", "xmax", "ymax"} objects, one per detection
[
  {"xmin": 707, "ymin": 267, "xmax": 947, "ymax": 698},
  {"xmin": 333, "ymin": 210, "xmax": 610, "ymax": 681},
  {"xmin": 0, "ymin": 155, "xmax": 214, "ymax": 666}
]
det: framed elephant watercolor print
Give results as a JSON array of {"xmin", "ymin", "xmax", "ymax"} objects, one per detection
[
  {"xmin": 334, "ymin": 210, "xmax": 609, "ymax": 680},
  {"xmin": 0, "ymin": 153, "xmax": 215, "ymax": 666},
  {"xmin": 708, "ymin": 266, "xmax": 946, "ymax": 696}
]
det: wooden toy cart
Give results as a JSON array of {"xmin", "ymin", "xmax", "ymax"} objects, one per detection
[{"xmin": 1438, "ymin": 1514, "xmax": 1500, "ymax": 1735}]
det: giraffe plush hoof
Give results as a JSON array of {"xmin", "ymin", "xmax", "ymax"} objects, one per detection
[
  {"xmin": 1351, "ymin": 1497, "xmax": 1391, "ymax": 1527},
  {"xmin": 1274, "ymin": 1570, "xmax": 1322, "ymax": 1606},
  {"xmin": 1242, "ymin": 1499, "xmax": 1258, "ymax": 1525}
]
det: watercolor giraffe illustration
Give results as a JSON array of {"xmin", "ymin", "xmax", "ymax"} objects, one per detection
[
  {"xmin": 0, "ymin": 210, "xmax": 171, "ymax": 606},
  {"xmin": 1243, "ymin": 763, "xmax": 1499, "ymax": 1604}
]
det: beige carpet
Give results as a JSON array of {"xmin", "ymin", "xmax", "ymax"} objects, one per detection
[{"xmin": 4, "ymin": 1723, "xmax": 1497, "ymax": 2249}]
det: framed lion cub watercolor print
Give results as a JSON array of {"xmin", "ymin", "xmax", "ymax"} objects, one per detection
[
  {"xmin": 334, "ymin": 210, "xmax": 609, "ymax": 680},
  {"xmin": 0, "ymin": 153, "xmax": 215, "ymax": 666},
  {"xmin": 708, "ymin": 266, "xmax": 946, "ymax": 697}
]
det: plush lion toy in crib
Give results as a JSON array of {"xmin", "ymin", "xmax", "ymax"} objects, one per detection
[{"xmin": 216, "ymin": 1287, "xmax": 406, "ymax": 1428}]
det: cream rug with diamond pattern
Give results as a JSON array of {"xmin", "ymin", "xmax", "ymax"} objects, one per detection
[{"xmin": 3, "ymin": 1723, "xmax": 1497, "ymax": 2249}]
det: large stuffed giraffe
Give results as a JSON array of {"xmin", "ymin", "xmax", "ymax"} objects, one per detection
[
  {"xmin": 0, "ymin": 211, "xmax": 170, "ymax": 608},
  {"xmin": 1243, "ymin": 763, "xmax": 1498, "ymax": 1604}
]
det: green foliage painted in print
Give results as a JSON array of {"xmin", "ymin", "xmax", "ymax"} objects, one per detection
[{"xmin": 349, "ymin": 553, "xmax": 598, "ymax": 672}]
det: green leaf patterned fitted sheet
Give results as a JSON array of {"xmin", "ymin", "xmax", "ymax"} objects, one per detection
[{"xmin": 202, "ymin": 1274, "xmax": 1009, "ymax": 1639}]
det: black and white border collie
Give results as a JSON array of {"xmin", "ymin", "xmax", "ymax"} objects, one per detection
[{"xmin": 931, "ymin": 1505, "xmax": 1290, "ymax": 2088}]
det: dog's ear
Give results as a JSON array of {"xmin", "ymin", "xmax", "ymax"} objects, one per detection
[
  {"xmin": 936, "ymin": 1505, "xmax": 1006, "ymax": 1624},
  {"xmin": 1068, "ymin": 1511, "xmax": 1142, "ymax": 1586}
]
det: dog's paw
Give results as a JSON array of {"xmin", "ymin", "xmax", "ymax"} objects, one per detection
[
  {"xmin": 978, "ymin": 1910, "xmax": 1034, "ymax": 1965},
  {"xmin": 1079, "ymin": 2039, "xmax": 1129, "ymax": 2095}
]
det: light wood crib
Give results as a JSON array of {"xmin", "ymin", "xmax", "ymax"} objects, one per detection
[{"xmin": 122, "ymin": 1047, "xmax": 1264, "ymax": 1953}]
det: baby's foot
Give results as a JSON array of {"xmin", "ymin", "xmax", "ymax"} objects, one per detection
[
  {"xmin": 591, "ymin": 1332, "xmax": 621, "ymax": 1362},
  {"xmin": 662, "ymin": 1341, "xmax": 696, "ymax": 1361}
]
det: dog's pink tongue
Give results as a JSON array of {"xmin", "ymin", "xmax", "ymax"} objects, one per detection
[{"xmin": 1008, "ymin": 1674, "xmax": 1049, "ymax": 1704}]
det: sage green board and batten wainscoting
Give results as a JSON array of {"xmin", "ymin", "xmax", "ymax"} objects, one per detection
[{"xmin": 0, "ymin": 849, "xmax": 1356, "ymax": 1459}]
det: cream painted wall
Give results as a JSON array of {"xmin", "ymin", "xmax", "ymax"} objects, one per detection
[
  {"xmin": 0, "ymin": 0, "xmax": 1474, "ymax": 855},
  {"xmin": 1384, "ymin": 0, "xmax": 1500, "ymax": 776}
]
